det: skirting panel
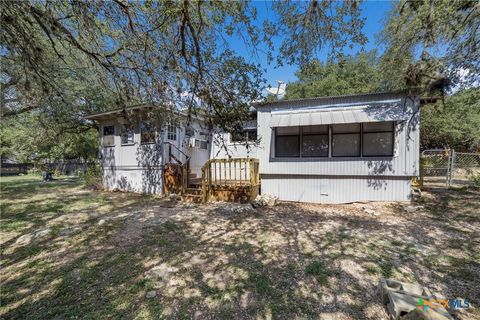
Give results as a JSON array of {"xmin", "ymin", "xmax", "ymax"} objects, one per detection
[
  {"xmin": 260, "ymin": 174, "xmax": 412, "ymax": 203},
  {"xmin": 102, "ymin": 167, "xmax": 163, "ymax": 194}
]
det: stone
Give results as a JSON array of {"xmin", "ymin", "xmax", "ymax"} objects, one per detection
[
  {"xmin": 145, "ymin": 290, "xmax": 157, "ymax": 299},
  {"xmin": 15, "ymin": 233, "xmax": 33, "ymax": 245},
  {"xmin": 252, "ymin": 194, "xmax": 278, "ymax": 208},
  {"xmin": 364, "ymin": 208, "xmax": 377, "ymax": 215},
  {"xmin": 404, "ymin": 205, "xmax": 418, "ymax": 213},
  {"xmin": 98, "ymin": 219, "xmax": 106, "ymax": 226},
  {"xmin": 15, "ymin": 228, "xmax": 52, "ymax": 245},
  {"xmin": 169, "ymin": 193, "xmax": 182, "ymax": 201}
]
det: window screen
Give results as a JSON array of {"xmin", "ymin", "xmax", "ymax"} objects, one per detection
[
  {"xmin": 121, "ymin": 126, "xmax": 134, "ymax": 145},
  {"xmin": 141, "ymin": 123, "xmax": 156, "ymax": 144},
  {"xmin": 362, "ymin": 121, "xmax": 394, "ymax": 156},
  {"xmin": 275, "ymin": 127, "xmax": 300, "ymax": 157},
  {"xmin": 332, "ymin": 123, "xmax": 360, "ymax": 157},
  {"xmin": 302, "ymin": 125, "xmax": 328, "ymax": 157},
  {"xmin": 102, "ymin": 125, "xmax": 115, "ymax": 146}
]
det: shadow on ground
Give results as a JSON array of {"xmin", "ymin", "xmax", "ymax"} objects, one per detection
[{"xmin": 1, "ymin": 176, "xmax": 479, "ymax": 319}]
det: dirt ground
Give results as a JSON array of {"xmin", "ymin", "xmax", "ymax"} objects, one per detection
[{"xmin": 1, "ymin": 175, "xmax": 479, "ymax": 319}]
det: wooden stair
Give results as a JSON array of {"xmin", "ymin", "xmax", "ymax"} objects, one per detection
[{"xmin": 181, "ymin": 173, "xmax": 203, "ymax": 203}]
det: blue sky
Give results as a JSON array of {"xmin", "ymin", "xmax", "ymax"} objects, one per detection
[{"xmin": 228, "ymin": 1, "xmax": 394, "ymax": 88}]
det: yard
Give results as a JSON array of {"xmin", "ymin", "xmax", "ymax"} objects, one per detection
[{"xmin": 1, "ymin": 175, "xmax": 479, "ymax": 319}]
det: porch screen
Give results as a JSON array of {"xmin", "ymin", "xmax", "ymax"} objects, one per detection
[
  {"xmin": 362, "ymin": 121, "xmax": 394, "ymax": 156},
  {"xmin": 332, "ymin": 123, "xmax": 360, "ymax": 157},
  {"xmin": 275, "ymin": 127, "xmax": 300, "ymax": 157},
  {"xmin": 301, "ymin": 125, "xmax": 328, "ymax": 157}
]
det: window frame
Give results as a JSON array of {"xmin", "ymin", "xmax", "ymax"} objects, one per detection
[
  {"xmin": 140, "ymin": 122, "xmax": 156, "ymax": 145},
  {"xmin": 273, "ymin": 122, "xmax": 395, "ymax": 159},
  {"xmin": 231, "ymin": 128, "xmax": 258, "ymax": 143},
  {"xmin": 102, "ymin": 125, "xmax": 115, "ymax": 147},
  {"xmin": 331, "ymin": 123, "xmax": 361, "ymax": 158},
  {"xmin": 167, "ymin": 125, "xmax": 177, "ymax": 141},
  {"xmin": 274, "ymin": 127, "xmax": 301, "ymax": 158},
  {"xmin": 120, "ymin": 125, "xmax": 135, "ymax": 145},
  {"xmin": 301, "ymin": 126, "xmax": 329, "ymax": 158},
  {"xmin": 361, "ymin": 121, "xmax": 395, "ymax": 157}
]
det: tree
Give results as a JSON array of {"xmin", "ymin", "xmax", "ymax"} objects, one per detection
[
  {"xmin": 0, "ymin": 112, "xmax": 99, "ymax": 163},
  {"xmin": 1, "ymin": 1, "xmax": 365, "ymax": 129},
  {"xmin": 421, "ymin": 88, "xmax": 480, "ymax": 151},
  {"xmin": 285, "ymin": 50, "xmax": 386, "ymax": 99},
  {"xmin": 380, "ymin": 0, "xmax": 480, "ymax": 93}
]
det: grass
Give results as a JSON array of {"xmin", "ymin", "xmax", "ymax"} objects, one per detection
[
  {"xmin": 305, "ymin": 260, "xmax": 333, "ymax": 286},
  {"xmin": 1, "ymin": 175, "xmax": 479, "ymax": 319}
]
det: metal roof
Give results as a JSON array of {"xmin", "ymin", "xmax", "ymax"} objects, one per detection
[{"xmin": 255, "ymin": 90, "xmax": 421, "ymax": 108}]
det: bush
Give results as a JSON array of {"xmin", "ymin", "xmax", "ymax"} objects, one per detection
[
  {"xmin": 469, "ymin": 172, "xmax": 480, "ymax": 188},
  {"xmin": 84, "ymin": 164, "xmax": 102, "ymax": 188}
]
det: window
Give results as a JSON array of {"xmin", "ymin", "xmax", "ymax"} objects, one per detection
[
  {"xmin": 274, "ymin": 122, "xmax": 395, "ymax": 159},
  {"xmin": 302, "ymin": 125, "xmax": 328, "ymax": 157},
  {"xmin": 140, "ymin": 122, "xmax": 156, "ymax": 144},
  {"xmin": 167, "ymin": 125, "xmax": 177, "ymax": 141},
  {"xmin": 332, "ymin": 123, "xmax": 361, "ymax": 157},
  {"xmin": 275, "ymin": 127, "xmax": 300, "ymax": 157},
  {"xmin": 102, "ymin": 125, "xmax": 115, "ymax": 147},
  {"xmin": 185, "ymin": 126, "xmax": 195, "ymax": 138},
  {"xmin": 362, "ymin": 121, "xmax": 394, "ymax": 156},
  {"xmin": 231, "ymin": 129, "xmax": 257, "ymax": 142},
  {"xmin": 121, "ymin": 125, "xmax": 134, "ymax": 145}
]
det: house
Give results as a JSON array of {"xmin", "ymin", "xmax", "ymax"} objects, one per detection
[{"xmin": 85, "ymin": 91, "xmax": 422, "ymax": 203}]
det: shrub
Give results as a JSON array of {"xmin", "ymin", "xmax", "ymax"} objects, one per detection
[
  {"xmin": 469, "ymin": 172, "xmax": 480, "ymax": 188},
  {"xmin": 84, "ymin": 164, "xmax": 102, "ymax": 188}
]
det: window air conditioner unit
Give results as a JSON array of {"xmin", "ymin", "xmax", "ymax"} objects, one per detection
[{"xmin": 188, "ymin": 137, "xmax": 196, "ymax": 148}]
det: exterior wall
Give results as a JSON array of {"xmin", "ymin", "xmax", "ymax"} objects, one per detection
[
  {"xmin": 261, "ymin": 175, "xmax": 412, "ymax": 203},
  {"xmin": 211, "ymin": 132, "xmax": 258, "ymax": 159},
  {"xmin": 256, "ymin": 93, "xmax": 420, "ymax": 203},
  {"xmin": 99, "ymin": 119, "xmax": 163, "ymax": 193},
  {"xmin": 211, "ymin": 119, "xmax": 260, "ymax": 159},
  {"xmin": 98, "ymin": 116, "xmax": 211, "ymax": 193}
]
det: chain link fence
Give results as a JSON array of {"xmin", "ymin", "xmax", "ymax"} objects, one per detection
[{"xmin": 420, "ymin": 149, "xmax": 480, "ymax": 188}]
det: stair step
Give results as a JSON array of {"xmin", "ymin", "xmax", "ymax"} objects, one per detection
[
  {"xmin": 181, "ymin": 193, "xmax": 202, "ymax": 203},
  {"xmin": 189, "ymin": 177, "xmax": 202, "ymax": 185}
]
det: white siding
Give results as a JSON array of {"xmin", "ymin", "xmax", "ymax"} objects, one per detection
[
  {"xmin": 99, "ymin": 119, "xmax": 164, "ymax": 194},
  {"xmin": 261, "ymin": 175, "xmax": 412, "ymax": 203},
  {"xmin": 211, "ymin": 133, "xmax": 259, "ymax": 159}
]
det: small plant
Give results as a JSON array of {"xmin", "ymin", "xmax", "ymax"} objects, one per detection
[
  {"xmin": 84, "ymin": 164, "xmax": 102, "ymax": 188},
  {"xmin": 469, "ymin": 172, "xmax": 480, "ymax": 188},
  {"xmin": 305, "ymin": 260, "xmax": 334, "ymax": 286}
]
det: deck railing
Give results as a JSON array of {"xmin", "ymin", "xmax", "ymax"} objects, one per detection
[{"xmin": 200, "ymin": 158, "xmax": 260, "ymax": 203}]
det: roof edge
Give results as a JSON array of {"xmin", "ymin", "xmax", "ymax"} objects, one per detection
[{"xmin": 254, "ymin": 89, "xmax": 421, "ymax": 108}]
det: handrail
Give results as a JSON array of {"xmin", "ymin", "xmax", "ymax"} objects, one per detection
[
  {"xmin": 163, "ymin": 141, "xmax": 190, "ymax": 164},
  {"xmin": 164, "ymin": 141, "xmax": 191, "ymax": 193}
]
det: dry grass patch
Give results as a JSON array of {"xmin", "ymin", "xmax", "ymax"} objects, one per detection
[{"xmin": 1, "ymin": 175, "xmax": 479, "ymax": 319}]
